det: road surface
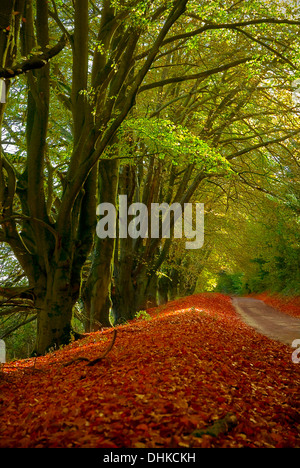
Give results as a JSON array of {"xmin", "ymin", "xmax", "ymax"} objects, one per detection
[{"xmin": 232, "ymin": 297, "xmax": 300, "ymax": 346}]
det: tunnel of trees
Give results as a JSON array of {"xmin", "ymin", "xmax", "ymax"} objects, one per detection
[{"xmin": 0, "ymin": 0, "xmax": 299, "ymax": 358}]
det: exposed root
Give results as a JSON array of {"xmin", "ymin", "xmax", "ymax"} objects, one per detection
[{"xmin": 62, "ymin": 329, "xmax": 117, "ymax": 367}]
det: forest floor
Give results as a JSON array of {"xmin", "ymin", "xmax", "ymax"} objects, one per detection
[{"xmin": 0, "ymin": 293, "xmax": 299, "ymax": 448}]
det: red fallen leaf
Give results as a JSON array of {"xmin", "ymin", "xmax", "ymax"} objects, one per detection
[
  {"xmin": 136, "ymin": 423, "xmax": 149, "ymax": 431},
  {"xmin": 134, "ymin": 442, "xmax": 147, "ymax": 448},
  {"xmin": 216, "ymin": 396, "xmax": 226, "ymax": 403},
  {"xmin": 241, "ymin": 425, "xmax": 255, "ymax": 437},
  {"xmin": 164, "ymin": 403, "xmax": 175, "ymax": 412},
  {"xmin": 96, "ymin": 440, "xmax": 119, "ymax": 449},
  {"xmin": 179, "ymin": 416, "xmax": 190, "ymax": 427},
  {"xmin": 110, "ymin": 422, "xmax": 124, "ymax": 431},
  {"xmin": 270, "ymin": 433, "xmax": 283, "ymax": 445},
  {"xmin": 180, "ymin": 416, "xmax": 198, "ymax": 429}
]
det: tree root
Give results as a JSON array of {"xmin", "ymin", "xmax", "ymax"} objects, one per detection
[
  {"xmin": 192, "ymin": 412, "xmax": 238, "ymax": 438},
  {"xmin": 62, "ymin": 329, "xmax": 117, "ymax": 367}
]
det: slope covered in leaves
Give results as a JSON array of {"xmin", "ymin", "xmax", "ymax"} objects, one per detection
[
  {"xmin": 0, "ymin": 293, "xmax": 299, "ymax": 448},
  {"xmin": 255, "ymin": 292, "xmax": 300, "ymax": 318}
]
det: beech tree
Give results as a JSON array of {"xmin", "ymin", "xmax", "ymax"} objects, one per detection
[
  {"xmin": 0, "ymin": 0, "xmax": 300, "ymax": 354},
  {"xmin": 91, "ymin": 9, "xmax": 300, "ymax": 324}
]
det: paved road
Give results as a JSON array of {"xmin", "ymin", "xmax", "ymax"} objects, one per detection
[{"xmin": 232, "ymin": 297, "xmax": 300, "ymax": 346}]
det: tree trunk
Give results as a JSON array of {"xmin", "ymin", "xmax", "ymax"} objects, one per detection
[
  {"xmin": 113, "ymin": 263, "xmax": 136, "ymax": 323},
  {"xmin": 134, "ymin": 269, "xmax": 158, "ymax": 311},
  {"xmin": 83, "ymin": 158, "xmax": 119, "ymax": 330},
  {"xmin": 158, "ymin": 274, "xmax": 171, "ymax": 305},
  {"xmin": 83, "ymin": 240, "xmax": 115, "ymax": 330},
  {"xmin": 34, "ymin": 262, "xmax": 78, "ymax": 354},
  {"xmin": 169, "ymin": 268, "xmax": 180, "ymax": 300},
  {"xmin": 144, "ymin": 274, "xmax": 158, "ymax": 309}
]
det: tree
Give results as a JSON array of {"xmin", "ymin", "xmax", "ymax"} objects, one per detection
[
  {"xmin": 94, "ymin": 4, "xmax": 300, "ymax": 321},
  {"xmin": 1, "ymin": 0, "xmax": 200, "ymax": 353},
  {"xmin": 1, "ymin": 0, "xmax": 300, "ymax": 354}
]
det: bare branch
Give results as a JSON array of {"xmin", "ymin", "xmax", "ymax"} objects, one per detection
[{"xmin": 0, "ymin": 315, "xmax": 37, "ymax": 340}]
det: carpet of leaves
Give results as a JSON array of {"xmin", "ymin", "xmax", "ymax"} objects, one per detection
[
  {"xmin": 0, "ymin": 293, "xmax": 299, "ymax": 448},
  {"xmin": 255, "ymin": 292, "xmax": 300, "ymax": 318}
]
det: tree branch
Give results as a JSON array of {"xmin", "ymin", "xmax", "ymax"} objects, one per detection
[
  {"xmin": 0, "ymin": 34, "xmax": 67, "ymax": 78},
  {"xmin": 162, "ymin": 18, "xmax": 300, "ymax": 47},
  {"xmin": 139, "ymin": 57, "xmax": 253, "ymax": 93},
  {"xmin": 0, "ymin": 286, "xmax": 34, "ymax": 302},
  {"xmin": 0, "ymin": 214, "xmax": 59, "ymax": 248},
  {"xmin": 57, "ymin": 0, "xmax": 189, "ymax": 232},
  {"xmin": 135, "ymin": 17, "xmax": 300, "ymax": 62},
  {"xmin": 233, "ymin": 26, "xmax": 296, "ymax": 69},
  {"xmin": 227, "ymin": 130, "xmax": 300, "ymax": 160},
  {"xmin": 49, "ymin": 1, "xmax": 73, "ymax": 41},
  {"xmin": 0, "ymin": 314, "xmax": 37, "ymax": 340}
]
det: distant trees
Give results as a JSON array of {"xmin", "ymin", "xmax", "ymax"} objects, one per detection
[
  {"xmin": 195, "ymin": 163, "xmax": 300, "ymax": 296},
  {"xmin": 0, "ymin": 1, "xmax": 300, "ymax": 355}
]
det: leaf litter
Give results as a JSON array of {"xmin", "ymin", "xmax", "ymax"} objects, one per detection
[{"xmin": 0, "ymin": 293, "xmax": 299, "ymax": 448}]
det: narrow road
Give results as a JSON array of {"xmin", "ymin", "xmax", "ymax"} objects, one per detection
[{"xmin": 232, "ymin": 297, "xmax": 300, "ymax": 346}]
